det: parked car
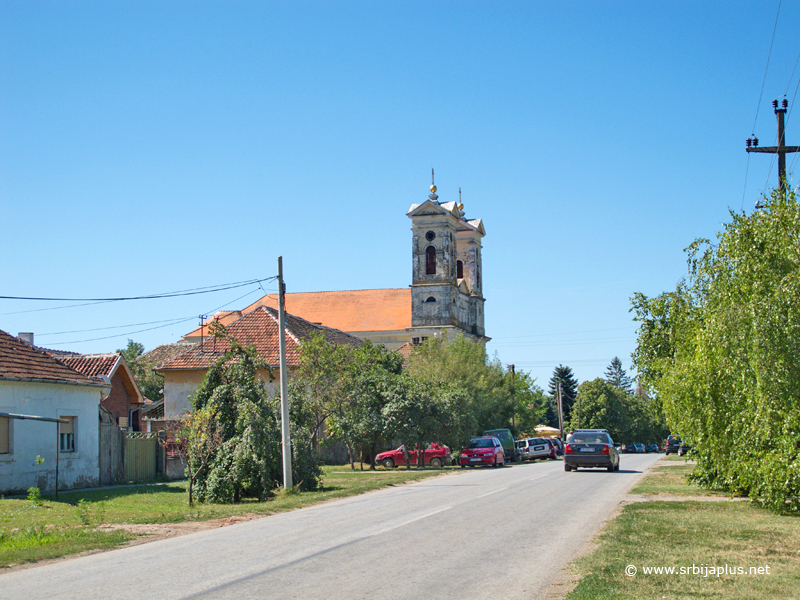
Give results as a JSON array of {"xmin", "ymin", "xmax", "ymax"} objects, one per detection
[
  {"xmin": 516, "ymin": 437, "xmax": 552, "ymax": 461},
  {"xmin": 665, "ymin": 434, "xmax": 682, "ymax": 455},
  {"xmin": 632, "ymin": 443, "xmax": 645, "ymax": 453},
  {"xmin": 645, "ymin": 443, "xmax": 660, "ymax": 453},
  {"xmin": 678, "ymin": 441, "xmax": 692, "ymax": 457},
  {"xmin": 550, "ymin": 437, "xmax": 563, "ymax": 457},
  {"xmin": 459, "ymin": 437, "xmax": 505, "ymax": 468},
  {"xmin": 623, "ymin": 444, "xmax": 639, "ymax": 454},
  {"xmin": 483, "ymin": 428, "xmax": 519, "ymax": 462},
  {"xmin": 375, "ymin": 443, "xmax": 450, "ymax": 468},
  {"xmin": 564, "ymin": 429, "xmax": 620, "ymax": 472}
]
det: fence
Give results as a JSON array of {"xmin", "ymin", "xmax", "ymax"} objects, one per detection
[{"xmin": 99, "ymin": 429, "xmax": 164, "ymax": 484}]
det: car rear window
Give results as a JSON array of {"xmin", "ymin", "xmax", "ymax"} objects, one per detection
[
  {"xmin": 467, "ymin": 438, "xmax": 493, "ymax": 448},
  {"xmin": 571, "ymin": 433, "xmax": 607, "ymax": 444}
]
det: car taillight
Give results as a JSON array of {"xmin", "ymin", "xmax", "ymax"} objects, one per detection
[
  {"xmin": 565, "ymin": 444, "xmax": 573, "ymax": 454},
  {"xmin": 601, "ymin": 445, "xmax": 610, "ymax": 454}
]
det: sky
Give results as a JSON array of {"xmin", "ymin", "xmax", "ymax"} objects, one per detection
[{"xmin": 2, "ymin": 1, "xmax": 799, "ymax": 388}]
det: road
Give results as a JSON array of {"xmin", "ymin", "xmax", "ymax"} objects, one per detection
[{"xmin": 0, "ymin": 453, "xmax": 662, "ymax": 600}]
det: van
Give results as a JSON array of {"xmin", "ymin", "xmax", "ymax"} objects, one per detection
[
  {"xmin": 516, "ymin": 437, "xmax": 553, "ymax": 461},
  {"xmin": 483, "ymin": 428, "xmax": 519, "ymax": 462}
]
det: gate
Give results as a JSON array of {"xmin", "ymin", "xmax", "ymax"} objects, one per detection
[
  {"xmin": 99, "ymin": 422, "xmax": 124, "ymax": 485},
  {"xmin": 124, "ymin": 432, "xmax": 159, "ymax": 481}
]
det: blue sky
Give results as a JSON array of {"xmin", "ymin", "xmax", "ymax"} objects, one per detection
[{"xmin": 2, "ymin": 1, "xmax": 799, "ymax": 388}]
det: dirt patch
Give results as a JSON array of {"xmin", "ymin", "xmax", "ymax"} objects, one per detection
[{"xmin": 97, "ymin": 513, "xmax": 265, "ymax": 542}]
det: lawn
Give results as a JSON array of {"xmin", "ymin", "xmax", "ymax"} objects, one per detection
[
  {"xmin": 566, "ymin": 458, "xmax": 800, "ymax": 600},
  {"xmin": 0, "ymin": 464, "xmax": 450, "ymax": 568}
]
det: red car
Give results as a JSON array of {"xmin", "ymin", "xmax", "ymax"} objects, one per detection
[
  {"xmin": 376, "ymin": 443, "xmax": 451, "ymax": 468},
  {"xmin": 459, "ymin": 436, "xmax": 505, "ymax": 468}
]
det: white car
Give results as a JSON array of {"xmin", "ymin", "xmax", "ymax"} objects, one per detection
[{"xmin": 516, "ymin": 437, "xmax": 554, "ymax": 461}]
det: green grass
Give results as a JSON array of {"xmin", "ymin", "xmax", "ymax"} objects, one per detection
[
  {"xmin": 630, "ymin": 464, "xmax": 731, "ymax": 497},
  {"xmin": 0, "ymin": 464, "xmax": 448, "ymax": 568},
  {"xmin": 567, "ymin": 459, "xmax": 800, "ymax": 600}
]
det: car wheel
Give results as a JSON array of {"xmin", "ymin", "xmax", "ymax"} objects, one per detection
[
  {"xmin": 430, "ymin": 457, "xmax": 442, "ymax": 468},
  {"xmin": 615, "ymin": 462, "xmax": 620, "ymax": 471},
  {"xmin": 607, "ymin": 464, "xmax": 614, "ymax": 472},
  {"xmin": 564, "ymin": 463, "xmax": 571, "ymax": 472},
  {"xmin": 382, "ymin": 458, "xmax": 395, "ymax": 469}
]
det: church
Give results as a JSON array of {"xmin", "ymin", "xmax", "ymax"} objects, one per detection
[{"xmin": 182, "ymin": 179, "xmax": 488, "ymax": 350}]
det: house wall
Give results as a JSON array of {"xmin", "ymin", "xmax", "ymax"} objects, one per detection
[
  {"xmin": 162, "ymin": 369, "xmax": 279, "ymax": 418},
  {"xmin": 101, "ymin": 371, "xmax": 132, "ymax": 428},
  {"xmin": 0, "ymin": 380, "xmax": 103, "ymax": 494}
]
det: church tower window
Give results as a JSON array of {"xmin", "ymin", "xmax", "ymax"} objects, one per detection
[
  {"xmin": 426, "ymin": 246, "xmax": 436, "ymax": 275},
  {"xmin": 425, "ymin": 296, "xmax": 437, "ymax": 303},
  {"xmin": 456, "ymin": 260, "xmax": 463, "ymax": 279}
]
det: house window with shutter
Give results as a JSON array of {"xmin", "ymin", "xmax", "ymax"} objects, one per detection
[
  {"xmin": 426, "ymin": 246, "xmax": 436, "ymax": 275},
  {"xmin": 0, "ymin": 417, "xmax": 9, "ymax": 454},
  {"xmin": 60, "ymin": 417, "xmax": 75, "ymax": 452}
]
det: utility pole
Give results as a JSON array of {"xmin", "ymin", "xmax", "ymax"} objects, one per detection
[
  {"xmin": 277, "ymin": 257, "xmax": 293, "ymax": 489},
  {"xmin": 557, "ymin": 384, "xmax": 564, "ymax": 444},
  {"xmin": 747, "ymin": 99, "xmax": 800, "ymax": 193},
  {"xmin": 510, "ymin": 364, "xmax": 515, "ymax": 431}
]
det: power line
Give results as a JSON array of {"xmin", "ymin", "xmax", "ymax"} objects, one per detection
[
  {"xmin": 0, "ymin": 276, "xmax": 277, "ymax": 303},
  {"xmin": 41, "ymin": 286, "xmax": 270, "ymax": 347},
  {"xmin": 751, "ymin": 0, "xmax": 781, "ymax": 136}
]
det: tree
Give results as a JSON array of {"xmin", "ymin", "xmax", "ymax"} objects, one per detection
[
  {"xmin": 568, "ymin": 379, "xmax": 629, "ymax": 442},
  {"xmin": 548, "ymin": 365, "xmax": 578, "ymax": 427},
  {"xmin": 604, "ymin": 357, "xmax": 632, "ymax": 393},
  {"xmin": 405, "ymin": 335, "xmax": 512, "ymax": 434},
  {"xmin": 509, "ymin": 370, "xmax": 548, "ymax": 435},
  {"xmin": 117, "ymin": 339, "xmax": 164, "ymax": 401},
  {"xmin": 632, "ymin": 185, "xmax": 800, "ymax": 511}
]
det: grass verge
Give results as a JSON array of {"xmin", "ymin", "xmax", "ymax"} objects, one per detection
[
  {"xmin": 566, "ymin": 459, "xmax": 800, "ymax": 600},
  {"xmin": 0, "ymin": 463, "xmax": 448, "ymax": 568}
]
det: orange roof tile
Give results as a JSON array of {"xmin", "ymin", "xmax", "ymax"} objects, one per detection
[
  {"xmin": 243, "ymin": 289, "xmax": 411, "ymax": 333},
  {"xmin": 0, "ymin": 329, "xmax": 106, "ymax": 387},
  {"xmin": 159, "ymin": 306, "xmax": 362, "ymax": 371}
]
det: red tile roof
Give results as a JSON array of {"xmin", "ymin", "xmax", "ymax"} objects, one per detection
[
  {"xmin": 0, "ymin": 329, "xmax": 106, "ymax": 387},
  {"xmin": 58, "ymin": 353, "xmax": 120, "ymax": 379},
  {"xmin": 183, "ymin": 289, "xmax": 411, "ymax": 339},
  {"xmin": 158, "ymin": 306, "xmax": 363, "ymax": 371}
]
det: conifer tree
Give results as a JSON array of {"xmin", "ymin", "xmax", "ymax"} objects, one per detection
[
  {"xmin": 548, "ymin": 365, "xmax": 578, "ymax": 426},
  {"xmin": 604, "ymin": 356, "xmax": 633, "ymax": 393}
]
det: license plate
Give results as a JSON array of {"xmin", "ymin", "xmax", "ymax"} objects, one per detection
[
  {"xmin": 579, "ymin": 447, "xmax": 595, "ymax": 452},
  {"xmin": 470, "ymin": 457, "xmax": 481, "ymax": 462}
]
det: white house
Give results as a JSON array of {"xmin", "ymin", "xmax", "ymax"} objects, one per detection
[{"xmin": 0, "ymin": 329, "xmax": 110, "ymax": 494}]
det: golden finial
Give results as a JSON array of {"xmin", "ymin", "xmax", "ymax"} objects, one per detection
[
  {"xmin": 457, "ymin": 187, "xmax": 464, "ymax": 211},
  {"xmin": 430, "ymin": 168, "xmax": 437, "ymax": 194}
]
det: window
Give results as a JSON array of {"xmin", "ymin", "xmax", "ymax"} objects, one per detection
[
  {"xmin": 60, "ymin": 417, "xmax": 75, "ymax": 452},
  {"xmin": 425, "ymin": 296, "xmax": 437, "ymax": 303},
  {"xmin": 412, "ymin": 337, "xmax": 420, "ymax": 345},
  {"xmin": 425, "ymin": 246, "xmax": 436, "ymax": 275},
  {"xmin": 0, "ymin": 416, "xmax": 9, "ymax": 454},
  {"xmin": 457, "ymin": 260, "xmax": 463, "ymax": 279}
]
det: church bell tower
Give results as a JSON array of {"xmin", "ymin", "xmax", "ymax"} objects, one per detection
[{"xmin": 406, "ymin": 173, "xmax": 488, "ymax": 344}]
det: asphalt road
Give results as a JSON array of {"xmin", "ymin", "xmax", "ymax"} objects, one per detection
[{"xmin": 0, "ymin": 453, "xmax": 662, "ymax": 600}]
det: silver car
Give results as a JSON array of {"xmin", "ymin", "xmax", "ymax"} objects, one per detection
[{"xmin": 516, "ymin": 437, "xmax": 553, "ymax": 461}]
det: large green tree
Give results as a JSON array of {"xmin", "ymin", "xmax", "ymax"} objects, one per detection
[
  {"xmin": 604, "ymin": 357, "xmax": 633, "ymax": 393},
  {"xmin": 632, "ymin": 186, "xmax": 800, "ymax": 511}
]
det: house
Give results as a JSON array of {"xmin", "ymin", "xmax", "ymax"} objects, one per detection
[
  {"xmin": 57, "ymin": 353, "xmax": 145, "ymax": 431},
  {"xmin": 156, "ymin": 306, "xmax": 363, "ymax": 418},
  {"xmin": 180, "ymin": 182, "xmax": 488, "ymax": 351},
  {"xmin": 0, "ymin": 329, "xmax": 110, "ymax": 494}
]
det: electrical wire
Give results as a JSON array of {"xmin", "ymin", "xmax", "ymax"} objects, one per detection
[
  {"xmin": 751, "ymin": 0, "xmax": 781, "ymax": 137},
  {"xmin": 40, "ymin": 284, "xmax": 272, "ymax": 346},
  {"xmin": 0, "ymin": 276, "xmax": 277, "ymax": 302}
]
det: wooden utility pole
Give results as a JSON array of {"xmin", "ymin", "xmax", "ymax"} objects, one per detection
[{"xmin": 747, "ymin": 99, "xmax": 800, "ymax": 193}]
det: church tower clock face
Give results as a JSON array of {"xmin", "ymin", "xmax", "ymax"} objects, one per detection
[{"xmin": 425, "ymin": 230, "xmax": 436, "ymax": 242}]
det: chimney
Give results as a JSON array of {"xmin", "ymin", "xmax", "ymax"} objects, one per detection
[{"xmin": 18, "ymin": 332, "xmax": 34, "ymax": 346}]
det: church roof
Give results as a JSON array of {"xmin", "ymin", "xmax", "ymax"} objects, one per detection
[
  {"xmin": 183, "ymin": 288, "xmax": 412, "ymax": 340},
  {"xmin": 160, "ymin": 306, "xmax": 363, "ymax": 371}
]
